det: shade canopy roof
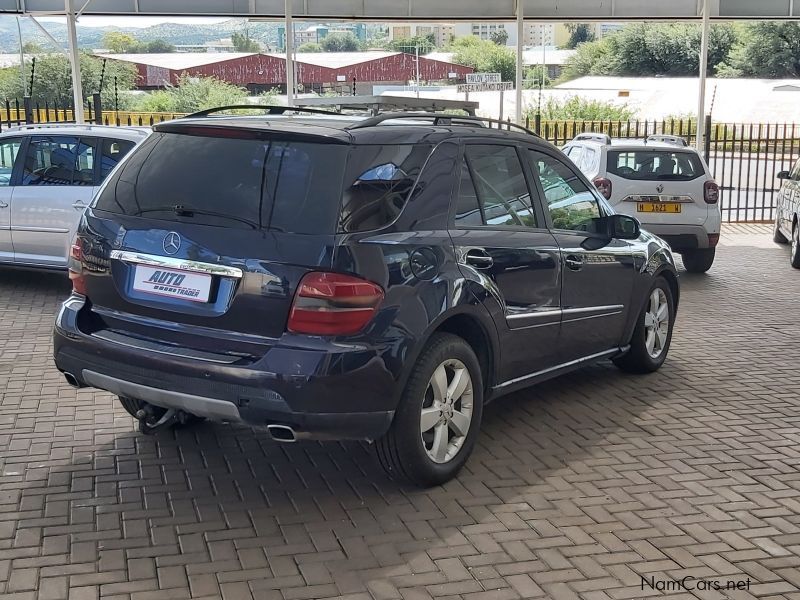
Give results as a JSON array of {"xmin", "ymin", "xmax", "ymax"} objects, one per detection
[{"xmin": 2, "ymin": 0, "xmax": 798, "ymax": 20}]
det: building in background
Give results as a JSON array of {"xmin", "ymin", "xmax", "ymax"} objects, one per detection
[
  {"xmin": 175, "ymin": 38, "xmax": 236, "ymax": 53},
  {"xmin": 387, "ymin": 23, "xmax": 456, "ymax": 47},
  {"xmin": 277, "ymin": 23, "xmax": 367, "ymax": 51},
  {"xmin": 595, "ymin": 23, "xmax": 624, "ymax": 38}
]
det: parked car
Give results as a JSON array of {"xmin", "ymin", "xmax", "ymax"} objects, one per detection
[
  {"xmin": 774, "ymin": 161, "xmax": 800, "ymax": 269},
  {"xmin": 0, "ymin": 124, "xmax": 148, "ymax": 270},
  {"xmin": 562, "ymin": 133, "xmax": 721, "ymax": 273},
  {"xmin": 53, "ymin": 111, "xmax": 680, "ymax": 486}
]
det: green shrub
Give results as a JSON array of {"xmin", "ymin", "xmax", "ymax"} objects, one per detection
[{"xmin": 528, "ymin": 96, "xmax": 638, "ymax": 121}]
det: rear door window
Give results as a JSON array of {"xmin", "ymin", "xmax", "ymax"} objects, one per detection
[
  {"xmin": 455, "ymin": 145, "xmax": 538, "ymax": 228},
  {"xmin": 608, "ymin": 150, "xmax": 704, "ymax": 181},
  {"xmin": 94, "ymin": 132, "xmax": 348, "ymax": 234}
]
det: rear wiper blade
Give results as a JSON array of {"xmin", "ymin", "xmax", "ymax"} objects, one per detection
[{"xmin": 135, "ymin": 205, "xmax": 260, "ymax": 229}]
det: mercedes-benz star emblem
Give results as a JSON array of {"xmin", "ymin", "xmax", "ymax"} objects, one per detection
[
  {"xmin": 656, "ymin": 184, "xmax": 665, "ymax": 194},
  {"xmin": 163, "ymin": 232, "xmax": 181, "ymax": 255}
]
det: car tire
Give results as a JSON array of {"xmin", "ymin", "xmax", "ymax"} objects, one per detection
[
  {"xmin": 791, "ymin": 222, "xmax": 800, "ymax": 269},
  {"xmin": 613, "ymin": 277, "xmax": 675, "ymax": 374},
  {"xmin": 375, "ymin": 333, "xmax": 483, "ymax": 487},
  {"xmin": 681, "ymin": 248, "xmax": 716, "ymax": 273},
  {"xmin": 773, "ymin": 215, "xmax": 789, "ymax": 244},
  {"xmin": 117, "ymin": 396, "xmax": 202, "ymax": 429}
]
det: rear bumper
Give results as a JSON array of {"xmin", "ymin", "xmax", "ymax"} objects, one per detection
[
  {"xmin": 54, "ymin": 296, "xmax": 396, "ymax": 440},
  {"xmin": 640, "ymin": 224, "xmax": 716, "ymax": 250}
]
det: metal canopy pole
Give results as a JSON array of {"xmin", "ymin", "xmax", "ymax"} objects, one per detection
[
  {"xmin": 515, "ymin": 0, "xmax": 524, "ymax": 124},
  {"xmin": 284, "ymin": 0, "xmax": 295, "ymax": 106},
  {"xmin": 696, "ymin": 0, "xmax": 710, "ymax": 152},
  {"xmin": 65, "ymin": 0, "xmax": 85, "ymax": 123}
]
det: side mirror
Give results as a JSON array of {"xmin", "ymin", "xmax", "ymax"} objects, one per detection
[
  {"xmin": 778, "ymin": 171, "xmax": 791, "ymax": 180},
  {"xmin": 607, "ymin": 214, "xmax": 641, "ymax": 240}
]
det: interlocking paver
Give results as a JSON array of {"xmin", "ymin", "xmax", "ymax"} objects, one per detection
[{"xmin": 1, "ymin": 224, "xmax": 800, "ymax": 599}]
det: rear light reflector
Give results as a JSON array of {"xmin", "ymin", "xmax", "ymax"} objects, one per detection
[
  {"xmin": 704, "ymin": 181, "xmax": 720, "ymax": 204},
  {"xmin": 288, "ymin": 272, "xmax": 384, "ymax": 336},
  {"xmin": 68, "ymin": 239, "xmax": 87, "ymax": 296},
  {"xmin": 708, "ymin": 233, "xmax": 720, "ymax": 247},
  {"xmin": 593, "ymin": 177, "xmax": 612, "ymax": 200}
]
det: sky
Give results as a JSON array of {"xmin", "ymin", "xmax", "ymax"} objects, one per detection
[{"xmin": 38, "ymin": 16, "xmax": 231, "ymax": 28}]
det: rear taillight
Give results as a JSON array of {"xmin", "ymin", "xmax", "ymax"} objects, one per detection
[
  {"xmin": 593, "ymin": 177, "xmax": 612, "ymax": 200},
  {"xmin": 708, "ymin": 233, "xmax": 720, "ymax": 247},
  {"xmin": 68, "ymin": 238, "xmax": 87, "ymax": 295},
  {"xmin": 287, "ymin": 272, "xmax": 384, "ymax": 336},
  {"xmin": 704, "ymin": 181, "xmax": 719, "ymax": 204}
]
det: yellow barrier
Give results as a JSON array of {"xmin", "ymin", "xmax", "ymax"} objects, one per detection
[{"xmin": 0, "ymin": 108, "xmax": 186, "ymax": 127}]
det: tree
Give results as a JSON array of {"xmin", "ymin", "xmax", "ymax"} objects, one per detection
[
  {"xmin": 134, "ymin": 74, "xmax": 249, "ymax": 113},
  {"xmin": 144, "ymin": 39, "xmax": 176, "ymax": 53},
  {"xmin": 0, "ymin": 53, "xmax": 138, "ymax": 108},
  {"xmin": 718, "ymin": 22, "xmax": 800, "ymax": 78},
  {"xmin": 321, "ymin": 32, "xmax": 360, "ymax": 52},
  {"xmin": 490, "ymin": 29, "xmax": 509, "ymax": 46},
  {"xmin": 559, "ymin": 23, "xmax": 737, "ymax": 81},
  {"xmin": 21, "ymin": 42, "xmax": 42, "ymax": 54},
  {"xmin": 523, "ymin": 65, "xmax": 551, "ymax": 90},
  {"xmin": 297, "ymin": 42, "xmax": 323, "ymax": 53},
  {"xmin": 232, "ymin": 31, "xmax": 261, "ymax": 52},
  {"xmin": 451, "ymin": 36, "xmax": 516, "ymax": 83},
  {"xmin": 387, "ymin": 34, "xmax": 436, "ymax": 54},
  {"xmin": 564, "ymin": 23, "xmax": 596, "ymax": 49},
  {"xmin": 104, "ymin": 31, "xmax": 137, "ymax": 53}
]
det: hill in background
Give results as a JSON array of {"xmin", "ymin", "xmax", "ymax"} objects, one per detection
[{"xmin": 0, "ymin": 17, "xmax": 285, "ymax": 52}]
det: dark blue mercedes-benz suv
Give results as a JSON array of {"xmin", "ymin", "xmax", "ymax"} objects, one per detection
[{"xmin": 54, "ymin": 110, "xmax": 679, "ymax": 486}]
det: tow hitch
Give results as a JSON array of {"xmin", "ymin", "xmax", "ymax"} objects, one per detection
[{"xmin": 135, "ymin": 405, "xmax": 191, "ymax": 434}]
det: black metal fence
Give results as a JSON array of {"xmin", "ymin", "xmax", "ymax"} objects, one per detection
[
  {"xmin": 0, "ymin": 95, "xmax": 180, "ymax": 130},
  {"xmin": 529, "ymin": 116, "xmax": 796, "ymax": 223}
]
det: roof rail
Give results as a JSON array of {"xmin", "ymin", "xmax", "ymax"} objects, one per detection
[
  {"xmin": 2, "ymin": 122, "xmax": 150, "ymax": 134},
  {"xmin": 572, "ymin": 133, "xmax": 612, "ymax": 145},
  {"xmin": 184, "ymin": 104, "xmax": 344, "ymax": 118},
  {"xmin": 345, "ymin": 113, "xmax": 540, "ymax": 137},
  {"xmin": 646, "ymin": 134, "xmax": 689, "ymax": 147}
]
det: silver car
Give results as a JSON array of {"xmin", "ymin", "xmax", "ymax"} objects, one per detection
[{"xmin": 0, "ymin": 124, "xmax": 148, "ymax": 269}]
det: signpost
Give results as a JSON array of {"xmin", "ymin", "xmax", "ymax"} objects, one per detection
[{"xmin": 459, "ymin": 73, "xmax": 513, "ymax": 122}]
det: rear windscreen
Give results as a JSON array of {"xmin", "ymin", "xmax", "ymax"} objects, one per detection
[
  {"xmin": 94, "ymin": 132, "xmax": 347, "ymax": 234},
  {"xmin": 607, "ymin": 150, "xmax": 704, "ymax": 181}
]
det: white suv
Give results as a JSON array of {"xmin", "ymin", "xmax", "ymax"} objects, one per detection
[
  {"xmin": 0, "ymin": 124, "xmax": 149, "ymax": 270},
  {"xmin": 562, "ymin": 133, "xmax": 721, "ymax": 273}
]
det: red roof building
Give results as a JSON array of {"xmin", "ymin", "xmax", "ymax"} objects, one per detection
[{"xmin": 103, "ymin": 51, "xmax": 473, "ymax": 93}]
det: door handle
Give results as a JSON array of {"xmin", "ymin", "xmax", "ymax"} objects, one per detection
[
  {"xmin": 565, "ymin": 255, "xmax": 583, "ymax": 271},
  {"xmin": 464, "ymin": 249, "xmax": 494, "ymax": 269},
  {"xmin": 72, "ymin": 202, "xmax": 87, "ymax": 210},
  {"xmin": 0, "ymin": 201, "xmax": 7, "ymax": 208}
]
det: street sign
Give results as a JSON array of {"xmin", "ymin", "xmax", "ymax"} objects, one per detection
[
  {"xmin": 457, "ymin": 82, "xmax": 513, "ymax": 92},
  {"xmin": 467, "ymin": 73, "xmax": 501, "ymax": 84}
]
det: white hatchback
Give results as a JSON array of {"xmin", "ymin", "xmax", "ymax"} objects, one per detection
[
  {"xmin": 0, "ymin": 124, "xmax": 149, "ymax": 270},
  {"xmin": 562, "ymin": 134, "xmax": 721, "ymax": 273}
]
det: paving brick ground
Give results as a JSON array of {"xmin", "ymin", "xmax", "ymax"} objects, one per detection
[{"xmin": 1, "ymin": 224, "xmax": 799, "ymax": 600}]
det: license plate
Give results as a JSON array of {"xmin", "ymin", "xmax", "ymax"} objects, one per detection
[
  {"xmin": 637, "ymin": 202, "xmax": 682, "ymax": 214},
  {"xmin": 132, "ymin": 265, "xmax": 212, "ymax": 303}
]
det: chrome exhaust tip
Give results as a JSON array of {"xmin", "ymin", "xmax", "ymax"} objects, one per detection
[
  {"xmin": 267, "ymin": 424, "xmax": 297, "ymax": 443},
  {"xmin": 63, "ymin": 372, "xmax": 81, "ymax": 388}
]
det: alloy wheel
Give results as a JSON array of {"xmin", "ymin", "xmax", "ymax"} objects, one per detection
[
  {"xmin": 643, "ymin": 288, "xmax": 670, "ymax": 359},
  {"xmin": 420, "ymin": 359, "xmax": 474, "ymax": 464}
]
